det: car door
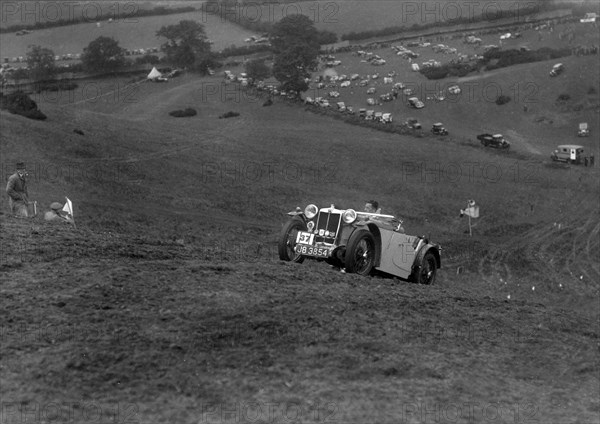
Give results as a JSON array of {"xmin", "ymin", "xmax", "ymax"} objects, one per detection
[{"xmin": 377, "ymin": 229, "xmax": 418, "ymax": 279}]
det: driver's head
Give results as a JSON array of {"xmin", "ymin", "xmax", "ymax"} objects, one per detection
[{"xmin": 365, "ymin": 200, "xmax": 379, "ymax": 213}]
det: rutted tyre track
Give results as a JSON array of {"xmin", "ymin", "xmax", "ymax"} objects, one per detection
[{"xmin": 478, "ymin": 195, "xmax": 599, "ymax": 297}]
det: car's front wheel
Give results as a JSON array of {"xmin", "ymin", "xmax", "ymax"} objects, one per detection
[
  {"xmin": 412, "ymin": 251, "xmax": 438, "ymax": 284},
  {"xmin": 278, "ymin": 219, "xmax": 306, "ymax": 263},
  {"xmin": 345, "ymin": 230, "xmax": 376, "ymax": 276}
]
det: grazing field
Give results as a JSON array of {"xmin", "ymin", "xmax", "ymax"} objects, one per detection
[
  {"xmin": 201, "ymin": 0, "xmax": 578, "ymax": 36},
  {"xmin": 0, "ymin": 1, "xmax": 204, "ymax": 28},
  {"xmin": 1, "ymin": 7, "xmax": 255, "ymax": 59}
]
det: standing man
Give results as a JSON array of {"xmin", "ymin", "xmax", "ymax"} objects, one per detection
[{"xmin": 6, "ymin": 162, "xmax": 30, "ymax": 217}]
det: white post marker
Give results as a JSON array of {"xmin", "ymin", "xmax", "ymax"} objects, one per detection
[{"xmin": 460, "ymin": 199, "xmax": 479, "ymax": 236}]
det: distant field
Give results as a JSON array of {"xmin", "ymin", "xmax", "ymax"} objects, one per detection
[
  {"xmin": 1, "ymin": 8, "xmax": 256, "ymax": 59},
  {"xmin": 202, "ymin": 0, "xmax": 567, "ymax": 36},
  {"xmin": 0, "ymin": 1, "xmax": 204, "ymax": 28}
]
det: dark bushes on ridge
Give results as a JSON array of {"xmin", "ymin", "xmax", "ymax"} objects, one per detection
[
  {"xmin": 169, "ymin": 108, "xmax": 197, "ymax": 117},
  {"xmin": 0, "ymin": 91, "xmax": 47, "ymax": 120},
  {"xmin": 219, "ymin": 111, "xmax": 240, "ymax": 119}
]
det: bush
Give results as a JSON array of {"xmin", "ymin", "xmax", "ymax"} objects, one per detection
[
  {"xmin": 219, "ymin": 111, "xmax": 240, "ymax": 119},
  {"xmin": 21, "ymin": 109, "xmax": 47, "ymax": 120},
  {"xmin": 557, "ymin": 93, "xmax": 571, "ymax": 102},
  {"xmin": 420, "ymin": 62, "xmax": 477, "ymax": 80},
  {"xmin": 0, "ymin": 91, "xmax": 47, "ymax": 120},
  {"xmin": 588, "ymin": 86, "xmax": 597, "ymax": 95},
  {"xmin": 495, "ymin": 95, "xmax": 511, "ymax": 105},
  {"xmin": 34, "ymin": 81, "xmax": 78, "ymax": 93},
  {"xmin": 420, "ymin": 67, "xmax": 449, "ymax": 80},
  {"xmin": 483, "ymin": 47, "xmax": 572, "ymax": 70},
  {"xmin": 169, "ymin": 108, "xmax": 197, "ymax": 117}
]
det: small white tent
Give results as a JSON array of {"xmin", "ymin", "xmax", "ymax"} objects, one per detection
[{"xmin": 147, "ymin": 67, "xmax": 162, "ymax": 80}]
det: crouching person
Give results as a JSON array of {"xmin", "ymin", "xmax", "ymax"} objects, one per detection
[{"xmin": 44, "ymin": 202, "xmax": 72, "ymax": 223}]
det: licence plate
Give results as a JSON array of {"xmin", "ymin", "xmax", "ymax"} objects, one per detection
[
  {"xmin": 295, "ymin": 244, "xmax": 330, "ymax": 258},
  {"xmin": 295, "ymin": 231, "xmax": 314, "ymax": 245}
]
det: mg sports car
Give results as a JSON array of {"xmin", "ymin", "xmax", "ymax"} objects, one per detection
[{"xmin": 278, "ymin": 204, "xmax": 441, "ymax": 284}]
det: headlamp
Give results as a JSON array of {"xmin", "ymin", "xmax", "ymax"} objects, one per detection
[
  {"xmin": 342, "ymin": 209, "xmax": 357, "ymax": 224},
  {"xmin": 304, "ymin": 204, "xmax": 318, "ymax": 219}
]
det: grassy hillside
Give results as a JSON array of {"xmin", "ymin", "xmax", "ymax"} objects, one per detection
[{"xmin": 1, "ymin": 11, "xmax": 599, "ymax": 424}]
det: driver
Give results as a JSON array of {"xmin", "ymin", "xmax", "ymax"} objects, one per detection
[{"xmin": 364, "ymin": 200, "xmax": 381, "ymax": 214}]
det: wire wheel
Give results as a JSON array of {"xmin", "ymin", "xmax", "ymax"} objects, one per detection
[
  {"xmin": 345, "ymin": 230, "xmax": 376, "ymax": 276},
  {"xmin": 278, "ymin": 219, "xmax": 306, "ymax": 263},
  {"xmin": 414, "ymin": 251, "xmax": 438, "ymax": 285}
]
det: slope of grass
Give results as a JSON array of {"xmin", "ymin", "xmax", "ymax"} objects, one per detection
[{"xmin": 1, "ymin": 17, "xmax": 598, "ymax": 423}]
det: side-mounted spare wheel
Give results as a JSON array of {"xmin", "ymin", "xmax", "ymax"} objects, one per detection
[
  {"xmin": 412, "ymin": 250, "xmax": 438, "ymax": 284},
  {"xmin": 345, "ymin": 229, "xmax": 377, "ymax": 276},
  {"xmin": 278, "ymin": 218, "xmax": 307, "ymax": 263}
]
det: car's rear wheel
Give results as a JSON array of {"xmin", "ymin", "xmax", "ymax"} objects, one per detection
[
  {"xmin": 413, "ymin": 251, "xmax": 438, "ymax": 284},
  {"xmin": 278, "ymin": 219, "xmax": 306, "ymax": 263},
  {"xmin": 345, "ymin": 230, "xmax": 376, "ymax": 276}
]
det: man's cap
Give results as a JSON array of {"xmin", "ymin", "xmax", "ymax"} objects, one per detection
[
  {"xmin": 50, "ymin": 202, "xmax": 63, "ymax": 211},
  {"xmin": 367, "ymin": 200, "xmax": 379, "ymax": 209},
  {"xmin": 16, "ymin": 162, "xmax": 26, "ymax": 170}
]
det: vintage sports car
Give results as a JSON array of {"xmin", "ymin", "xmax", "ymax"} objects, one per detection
[{"xmin": 278, "ymin": 204, "xmax": 442, "ymax": 284}]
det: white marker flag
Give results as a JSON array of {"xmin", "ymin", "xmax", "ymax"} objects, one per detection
[
  {"xmin": 460, "ymin": 200, "xmax": 479, "ymax": 218},
  {"xmin": 62, "ymin": 197, "xmax": 75, "ymax": 224}
]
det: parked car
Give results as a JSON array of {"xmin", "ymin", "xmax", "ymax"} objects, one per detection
[
  {"xmin": 408, "ymin": 97, "xmax": 425, "ymax": 109},
  {"xmin": 551, "ymin": 145, "xmax": 585, "ymax": 164},
  {"xmin": 578, "ymin": 122, "xmax": 590, "ymax": 137},
  {"xmin": 550, "ymin": 63, "xmax": 564, "ymax": 77},
  {"xmin": 431, "ymin": 123, "xmax": 448, "ymax": 135},
  {"xmin": 477, "ymin": 133, "xmax": 510, "ymax": 149},
  {"xmin": 406, "ymin": 118, "xmax": 421, "ymax": 130},
  {"xmin": 278, "ymin": 203, "xmax": 441, "ymax": 283},
  {"xmin": 447, "ymin": 85, "xmax": 461, "ymax": 94}
]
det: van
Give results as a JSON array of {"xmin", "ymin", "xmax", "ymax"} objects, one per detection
[{"xmin": 551, "ymin": 145, "xmax": 584, "ymax": 164}]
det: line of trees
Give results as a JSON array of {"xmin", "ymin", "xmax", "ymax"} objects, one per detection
[{"xmin": 419, "ymin": 45, "xmax": 577, "ymax": 80}]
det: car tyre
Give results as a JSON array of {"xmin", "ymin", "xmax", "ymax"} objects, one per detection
[
  {"xmin": 345, "ymin": 229, "xmax": 377, "ymax": 276},
  {"xmin": 412, "ymin": 251, "xmax": 438, "ymax": 285},
  {"xmin": 278, "ymin": 218, "xmax": 307, "ymax": 263}
]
